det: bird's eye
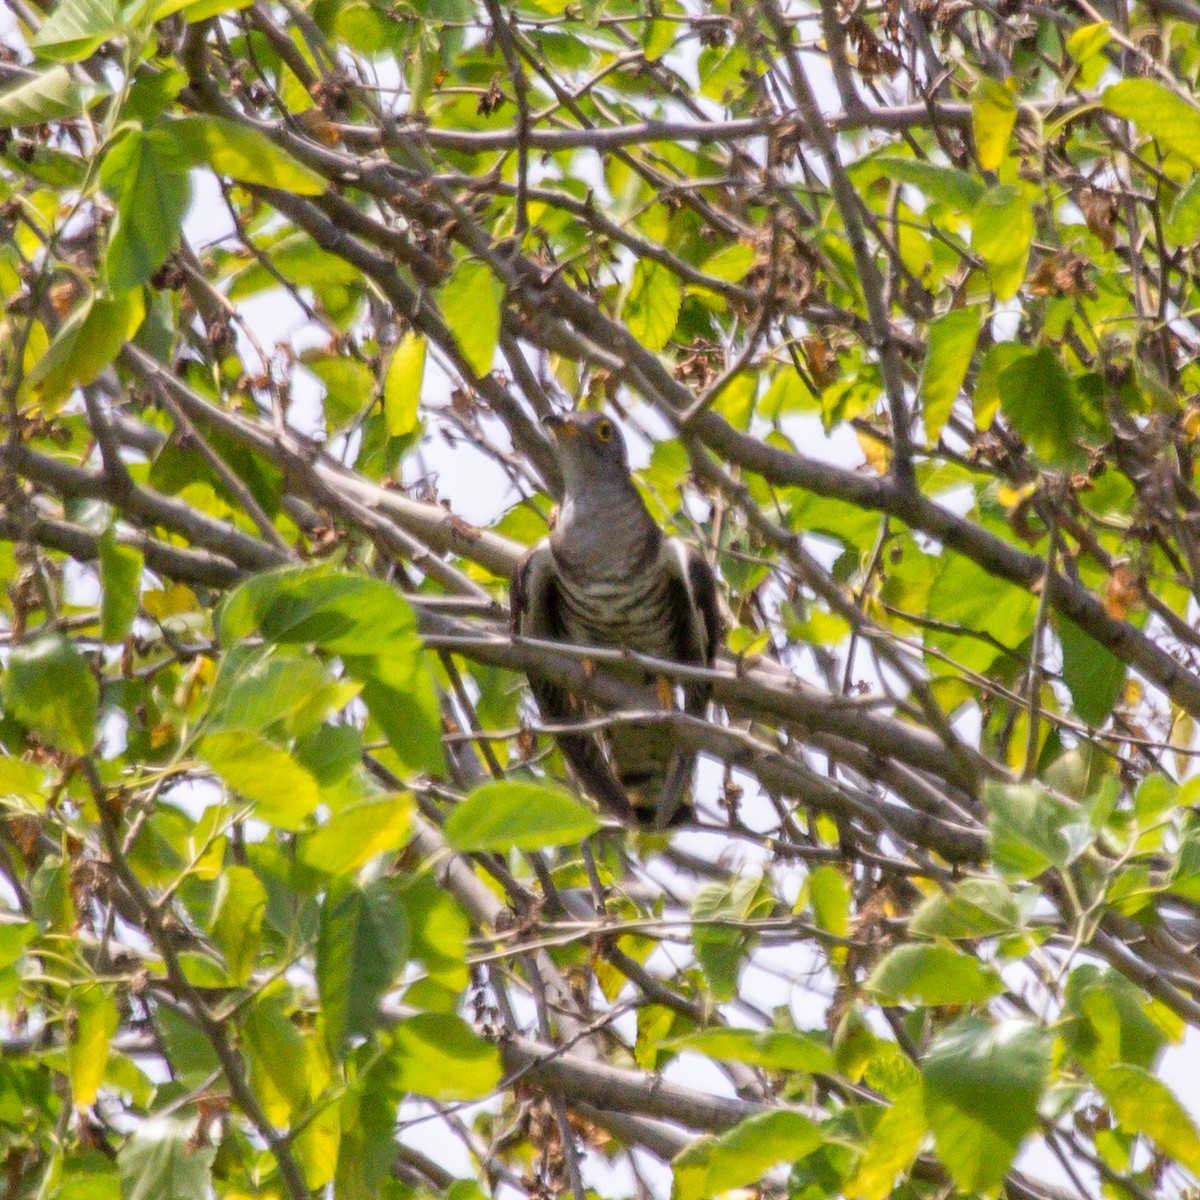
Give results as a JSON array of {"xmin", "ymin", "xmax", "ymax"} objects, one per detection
[{"xmin": 595, "ymin": 419, "xmax": 614, "ymax": 442}]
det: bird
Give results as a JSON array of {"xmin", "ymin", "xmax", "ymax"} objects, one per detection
[{"xmin": 510, "ymin": 410, "xmax": 720, "ymax": 827}]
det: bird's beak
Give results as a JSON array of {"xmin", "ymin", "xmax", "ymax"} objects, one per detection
[{"xmin": 542, "ymin": 413, "xmax": 576, "ymax": 439}]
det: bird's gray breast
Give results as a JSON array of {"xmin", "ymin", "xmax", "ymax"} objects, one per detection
[
  {"xmin": 555, "ymin": 562, "xmax": 677, "ymax": 656},
  {"xmin": 548, "ymin": 479, "xmax": 678, "ymax": 654}
]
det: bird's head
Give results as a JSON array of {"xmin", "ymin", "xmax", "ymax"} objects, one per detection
[{"xmin": 543, "ymin": 411, "xmax": 630, "ymax": 493}]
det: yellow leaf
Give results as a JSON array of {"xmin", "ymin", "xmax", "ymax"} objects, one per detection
[{"xmin": 972, "ymin": 78, "xmax": 1017, "ymax": 171}]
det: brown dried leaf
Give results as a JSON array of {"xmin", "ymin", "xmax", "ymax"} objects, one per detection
[
  {"xmin": 1104, "ymin": 563, "xmax": 1142, "ymax": 619},
  {"xmin": 1079, "ymin": 187, "xmax": 1118, "ymax": 251}
]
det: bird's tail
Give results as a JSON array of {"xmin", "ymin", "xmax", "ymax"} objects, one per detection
[
  {"xmin": 609, "ymin": 721, "xmax": 694, "ymax": 827},
  {"xmin": 635, "ymin": 752, "xmax": 695, "ymax": 829}
]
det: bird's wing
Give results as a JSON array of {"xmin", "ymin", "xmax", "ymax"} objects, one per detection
[
  {"xmin": 511, "ymin": 542, "xmax": 635, "ymax": 821},
  {"xmin": 663, "ymin": 538, "xmax": 721, "ymax": 693},
  {"xmin": 649, "ymin": 539, "xmax": 722, "ymax": 827}
]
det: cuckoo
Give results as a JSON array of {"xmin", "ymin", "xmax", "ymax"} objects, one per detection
[{"xmin": 510, "ymin": 411, "xmax": 720, "ymax": 827}]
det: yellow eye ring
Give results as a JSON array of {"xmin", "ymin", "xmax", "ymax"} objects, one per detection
[{"xmin": 595, "ymin": 419, "xmax": 614, "ymax": 442}]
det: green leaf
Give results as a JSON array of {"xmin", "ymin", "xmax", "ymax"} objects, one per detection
[
  {"xmin": 300, "ymin": 793, "xmax": 414, "ymax": 875},
  {"xmin": 984, "ymin": 780, "xmax": 1085, "ymax": 879},
  {"xmin": 441, "ymin": 260, "xmax": 503, "ymax": 377},
  {"xmin": 1058, "ymin": 616, "xmax": 1125, "ymax": 726},
  {"xmin": 760, "ymin": 368, "xmax": 817, "ymax": 419},
  {"xmin": 972, "ymin": 184, "xmax": 1032, "ymax": 300},
  {"xmin": 673, "ymin": 1110, "xmax": 823, "ymax": 1200},
  {"xmin": 100, "ymin": 127, "xmax": 191, "ymax": 290},
  {"xmin": 908, "ymin": 878, "xmax": 1021, "ymax": 940},
  {"xmin": 242, "ymin": 990, "xmax": 309, "ymax": 1123},
  {"xmin": 99, "ymin": 530, "xmax": 143, "ymax": 643},
  {"xmin": 318, "ymin": 878, "xmax": 408, "ymax": 1055},
  {"xmin": 997, "ymin": 345, "xmax": 1079, "ymax": 465},
  {"xmin": 118, "ymin": 1115, "xmax": 215, "ymax": 1200},
  {"xmin": 1066, "ymin": 21, "xmax": 1110, "ymax": 88},
  {"xmin": 692, "ymin": 872, "xmax": 765, "ymax": 1002},
  {"xmin": 922, "ymin": 308, "xmax": 982, "ymax": 441},
  {"xmin": 355, "ymin": 668, "xmax": 446, "ymax": 776},
  {"xmin": 209, "ymin": 865, "xmax": 266, "ymax": 985},
  {"xmin": 219, "ymin": 566, "xmax": 418, "ymax": 653},
  {"xmin": 973, "ymin": 340, "xmax": 1026, "ymax": 429},
  {"xmin": 1166, "ymin": 176, "xmax": 1200, "ymax": 245},
  {"xmin": 844, "ymin": 1086, "xmax": 926, "ymax": 1200},
  {"xmin": 197, "ymin": 730, "xmax": 321, "ymax": 829},
  {"xmin": 972, "ymin": 78, "xmax": 1017, "ymax": 171},
  {"xmin": 624, "ymin": 258, "xmax": 681, "ymax": 352},
  {"xmin": 809, "ymin": 864, "xmax": 851, "ymax": 939},
  {"xmin": 873, "ymin": 156, "xmax": 984, "ymax": 211},
  {"xmin": 445, "ymin": 780, "xmax": 600, "ymax": 851},
  {"xmin": 1103, "ymin": 79, "xmax": 1200, "ymax": 169},
  {"xmin": 219, "ymin": 566, "xmax": 444, "ymax": 776},
  {"xmin": 388, "ymin": 1014, "xmax": 503, "ymax": 1100},
  {"xmin": 866, "ymin": 944, "xmax": 1004, "ymax": 1005},
  {"xmin": 403, "ymin": 873, "xmax": 470, "ymax": 991},
  {"xmin": 0, "ymin": 65, "xmax": 95, "ymax": 126},
  {"xmin": 68, "ymin": 985, "xmax": 118, "ymax": 1106},
  {"xmin": 151, "ymin": 0, "xmax": 253, "ymax": 19},
  {"xmin": 1067, "ymin": 21, "xmax": 1110, "ymax": 63},
  {"xmin": 30, "ymin": 0, "xmax": 123, "ymax": 61},
  {"xmin": 172, "ymin": 115, "xmax": 325, "ymax": 193},
  {"xmin": 922, "ymin": 1017, "xmax": 1051, "ymax": 1193},
  {"xmin": 676, "ymin": 1027, "xmax": 834, "ymax": 1074},
  {"xmin": 4, "ymin": 634, "xmax": 98, "ymax": 755},
  {"xmin": 305, "ymin": 353, "xmax": 375, "ymax": 428},
  {"xmin": 1095, "ymin": 1063, "xmax": 1200, "ymax": 1172},
  {"xmin": 206, "ymin": 647, "xmax": 336, "ymax": 737},
  {"xmin": 1063, "ymin": 965, "xmax": 1167, "ymax": 1074},
  {"xmin": 383, "ymin": 333, "xmax": 425, "ymax": 437},
  {"xmin": 0, "ymin": 917, "xmax": 36, "ymax": 970},
  {"xmin": 699, "ymin": 242, "xmax": 757, "ymax": 283},
  {"xmin": 23, "ymin": 290, "xmax": 146, "ymax": 412}
]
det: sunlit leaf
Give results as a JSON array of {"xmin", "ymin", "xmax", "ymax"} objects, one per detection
[
  {"xmin": 1104, "ymin": 79, "xmax": 1200, "ymax": 169},
  {"xmin": 300, "ymin": 793, "xmax": 414, "ymax": 875},
  {"xmin": 922, "ymin": 307, "xmax": 982, "ymax": 441},
  {"xmin": 673, "ymin": 1110, "xmax": 823, "ymax": 1200},
  {"xmin": 972, "ymin": 184, "xmax": 1032, "ymax": 299},
  {"xmin": 909, "ymin": 879, "xmax": 1020, "ymax": 940},
  {"xmin": 388, "ymin": 1014, "xmax": 502, "ymax": 1100},
  {"xmin": 844, "ymin": 1086, "xmax": 926, "ymax": 1200},
  {"xmin": 172, "ymin": 115, "xmax": 326, "ymax": 193},
  {"xmin": 31, "ymin": 0, "xmax": 122, "ymax": 61},
  {"xmin": 23, "ymin": 290, "xmax": 145, "ymax": 412},
  {"xmin": 0, "ymin": 65, "xmax": 97, "ymax": 126},
  {"xmin": 441, "ymin": 260, "xmax": 503, "ymax": 377},
  {"xmin": 676, "ymin": 1027, "xmax": 834, "ymax": 1074},
  {"xmin": 197, "ymin": 730, "xmax": 321, "ymax": 829},
  {"xmin": 383, "ymin": 333, "xmax": 425, "ymax": 437},
  {"xmin": 1096, "ymin": 1063, "xmax": 1200, "ymax": 1172},
  {"xmin": 624, "ymin": 258, "xmax": 681, "ymax": 352},
  {"xmin": 69, "ymin": 985, "xmax": 119, "ymax": 1106},
  {"xmin": 971, "ymin": 78, "xmax": 1017, "ymax": 171},
  {"xmin": 445, "ymin": 780, "xmax": 600, "ymax": 851},
  {"xmin": 209, "ymin": 865, "xmax": 267, "ymax": 985}
]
